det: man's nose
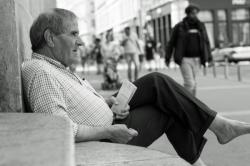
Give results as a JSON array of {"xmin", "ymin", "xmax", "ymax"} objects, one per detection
[{"xmin": 76, "ymin": 37, "xmax": 84, "ymax": 46}]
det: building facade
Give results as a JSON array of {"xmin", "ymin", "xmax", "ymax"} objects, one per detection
[
  {"xmin": 94, "ymin": 0, "xmax": 140, "ymax": 34},
  {"xmin": 190, "ymin": 0, "xmax": 250, "ymax": 48},
  {"xmin": 147, "ymin": 0, "xmax": 188, "ymax": 48},
  {"xmin": 0, "ymin": 0, "xmax": 57, "ymax": 112},
  {"xmin": 94, "ymin": 0, "xmax": 250, "ymax": 48},
  {"xmin": 147, "ymin": 0, "xmax": 250, "ymax": 48}
]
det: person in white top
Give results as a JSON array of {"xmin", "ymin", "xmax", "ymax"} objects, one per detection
[
  {"xmin": 121, "ymin": 27, "xmax": 141, "ymax": 81},
  {"xmin": 101, "ymin": 30, "xmax": 122, "ymax": 89},
  {"xmin": 101, "ymin": 30, "xmax": 120, "ymax": 61}
]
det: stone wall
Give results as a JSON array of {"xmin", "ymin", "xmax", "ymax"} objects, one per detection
[{"xmin": 0, "ymin": 0, "xmax": 56, "ymax": 112}]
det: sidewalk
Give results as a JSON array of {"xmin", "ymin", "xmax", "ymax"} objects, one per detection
[
  {"xmin": 82, "ymin": 67, "xmax": 250, "ymax": 121},
  {"xmin": 80, "ymin": 67, "xmax": 250, "ymax": 98}
]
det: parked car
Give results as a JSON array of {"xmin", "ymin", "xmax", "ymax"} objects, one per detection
[{"xmin": 212, "ymin": 46, "xmax": 250, "ymax": 63}]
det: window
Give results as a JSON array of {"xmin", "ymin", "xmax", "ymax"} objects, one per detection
[
  {"xmin": 163, "ymin": 16, "xmax": 167, "ymax": 46},
  {"xmin": 217, "ymin": 10, "xmax": 227, "ymax": 21},
  {"xmin": 158, "ymin": 17, "xmax": 162, "ymax": 44},
  {"xmin": 204, "ymin": 24, "xmax": 215, "ymax": 48},
  {"xmin": 231, "ymin": 9, "xmax": 250, "ymax": 46},
  {"xmin": 217, "ymin": 10, "xmax": 229, "ymax": 47},
  {"xmin": 153, "ymin": 19, "xmax": 157, "ymax": 41},
  {"xmin": 232, "ymin": 9, "xmax": 250, "ymax": 20},
  {"xmin": 198, "ymin": 10, "xmax": 215, "ymax": 48},
  {"xmin": 232, "ymin": 23, "xmax": 250, "ymax": 46},
  {"xmin": 198, "ymin": 11, "xmax": 213, "ymax": 22}
]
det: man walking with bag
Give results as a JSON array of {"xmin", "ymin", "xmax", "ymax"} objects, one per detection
[{"xmin": 165, "ymin": 5, "xmax": 212, "ymax": 96}]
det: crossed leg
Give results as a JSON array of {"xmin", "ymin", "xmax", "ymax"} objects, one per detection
[{"xmin": 114, "ymin": 72, "xmax": 250, "ymax": 165}]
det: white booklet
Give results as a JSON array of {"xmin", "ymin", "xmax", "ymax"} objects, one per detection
[{"xmin": 111, "ymin": 80, "xmax": 137, "ymax": 114}]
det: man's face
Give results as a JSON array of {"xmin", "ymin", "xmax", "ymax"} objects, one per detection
[
  {"xmin": 125, "ymin": 28, "xmax": 130, "ymax": 36},
  {"xmin": 188, "ymin": 9, "xmax": 199, "ymax": 20},
  {"xmin": 107, "ymin": 33, "xmax": 113, "ymax": 41},
  {"xmin": 52, "ymin": 19, "xmax": 82, "ymax": 67}
]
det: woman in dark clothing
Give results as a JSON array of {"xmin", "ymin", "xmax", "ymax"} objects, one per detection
[
  {"xmin": 93, "ymin": 38, "xmax": 103, "ymax": 74},
  {"xmin": 145, "ymin": 34, "xmax": 156, "ymax": 71}
]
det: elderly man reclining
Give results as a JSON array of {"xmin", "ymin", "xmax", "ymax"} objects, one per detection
[{"xmin": 22, "ymin": 8, "xmax": 250, "ymax": 166}]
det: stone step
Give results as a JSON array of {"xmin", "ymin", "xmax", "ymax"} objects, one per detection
[
  {"xmin": 76, "ymin": 142, "xmax": 189, "ymax": 166},
  {"xmin": 0, "ymin": 113, "xmax": 75, "ymax": 166},
  {"xmin": 0, "ymin": 113, "xmax": 189, "ymax": 166}
]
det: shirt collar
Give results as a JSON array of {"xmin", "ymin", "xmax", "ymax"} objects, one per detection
[
  {"xmin": 32, "ymin": 52, "xmax": 87, "ymax": 84},
  {"xmin": 32, "ymin": 52, "xmax": 67, "ymax": 70},
  {"xmin": 31, "ymin": 53, "xmax": 104, "ymax": 100}
]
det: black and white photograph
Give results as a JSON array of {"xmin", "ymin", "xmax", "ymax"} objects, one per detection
[{"xmin": 1, "ymin": 0, "xmax": 250, "ymax": 166}]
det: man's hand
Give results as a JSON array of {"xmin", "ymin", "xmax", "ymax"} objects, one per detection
[
  {"xmin": 114, "ymin": 104, "xmax": 130, "ymax": 119},
  {"xmin": 75, "ymin": 124, "xmax": 137, "ymax": 143},
  {"xmin": 106, "ymin": 96, "xmax": 130, "ymax": 119},
  {"xmin": 106, "ymin": 96, "xmax": 118, "ymax": 107},
  {"xmin": 107, "ymin": 124, "xmax": 138, "ymax": 144}
]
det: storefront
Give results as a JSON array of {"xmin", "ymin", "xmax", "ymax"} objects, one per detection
[
  {"xmin": 147, "ymin": 0, "xmax": 250, "ymax": 48},
  {"xmin": 190, "ymin": 0, "xmax": 250, "ymax": 48},
  {"xmin": 147, "ymin": 4, "xmax": 172, "ymax": 48},
  {"xmin": 147, "ymin": 0, "xmax": 188, "ymax": 47}
]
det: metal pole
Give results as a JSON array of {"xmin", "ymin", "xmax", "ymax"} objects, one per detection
[
  {"xmin": 224, "ymin": 56, "xmax": 229, "ymax": 79},
  {"xmin": 237, "ymin": 64, "xmax": 242, "ymax": 82},
  {"xmin": 203, "ymin": 66, "xmax": 207, "ymax": 76},
  {"xmin": 212, "ymin": 62, "xmax": 217, "ymax": 78}
]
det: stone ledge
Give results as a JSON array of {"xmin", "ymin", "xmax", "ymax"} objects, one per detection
[
  {"xmin": 0, "ymin": 113, "xmax": 190, "ymax": 166},
  {"xmin": 0, "ymin": 113, "xmax": 75, "ymax": 166},
  {"xmin": 76, "ymin": 142, "xmax": 190, "ymax": 166}
]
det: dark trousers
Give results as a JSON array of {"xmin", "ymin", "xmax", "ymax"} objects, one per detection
[{"xmin": 114, "ymin": 72, "xmax": 216, "ymax": 164}]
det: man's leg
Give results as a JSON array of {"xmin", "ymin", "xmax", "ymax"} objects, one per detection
[
  {"xmin": 193, "ymin": 158, "xmax": 207, "ymax": 166},
  {"xmin": 123, "ymin": 72, "xmax": 216, "ymax": 164},
  {"xmin": 132, "ymin": 53, "xmax": 140, "ymax": 81},
  {"xmin": 180, "ymin": 58, "xmax": 197, "ymax": 95},
  {"xmin": 96, "ymin": 60, "xmax": 103, "ymax": 75},
  {"xmin": 209, "ymin": 114, "xmax": 250, "ymax": 144},
  {"xmin": 123, "ymin": 72, "xmax": 250, "ymax": 164},
  {"xmin": 129, "ymin": 72, "xmax": 216, "ymax": 131},
  {"xmin": 114, "ymin": 105, "xmax": 170, "ymax": 147},
  {"xmin": 125, "ymin": 54, "xmax": 132, "ymax": 81},
  {"xmin": 115, "ymin": 104, "xmax": 208, "ymax": 165},
  {"xmin": 147, "ymin": 59, "xmax": 153, "ymax": 71},
  {"xmin": 190, "ymin": 58, "xmax": 201, "ymax": 96}
]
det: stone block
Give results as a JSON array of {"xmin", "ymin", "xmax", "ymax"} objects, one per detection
[
  {"xmin": 76, "ymin": 142, "xmax": 190, "ymax": 166},
  {"xmin": 0, "ymin": 0, "xmax": 57, "ymax": 112},
  {"xmin": 0, "ymin": 0, "xmax": 22, "ymax": 113},
  {"xmin": 0, "ymin": 113, "xmax": 75, "ymax": 166}
]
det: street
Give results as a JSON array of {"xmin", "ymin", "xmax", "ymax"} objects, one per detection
[{"xmin": 82, "ymin": 66, "xmax": 250, "ymax": 166}]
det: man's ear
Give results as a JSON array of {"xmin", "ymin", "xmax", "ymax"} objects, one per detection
[{"xmin": 44, "ymin": 29, "xmax": 55, "ymax": 47}]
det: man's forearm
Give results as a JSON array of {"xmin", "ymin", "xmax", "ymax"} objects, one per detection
[{"xmin": 75, "ymin": 125, "xmax": 111, "ymax": 142}]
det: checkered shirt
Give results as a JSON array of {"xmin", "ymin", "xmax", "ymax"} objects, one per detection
[{"xmin": 22, "ymin": 53, "xmax": 114, "ymax": 136}]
